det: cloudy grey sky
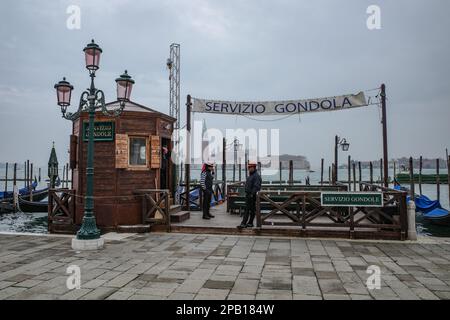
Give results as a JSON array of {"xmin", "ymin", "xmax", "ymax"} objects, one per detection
[{"xmin": 0, "ymin": 0, "xmax": 449, "ymax": 168}]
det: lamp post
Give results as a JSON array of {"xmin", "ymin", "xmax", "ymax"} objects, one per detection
[
  {"xmin": 54, "ymin": 39, "xmax": 135, "ymax": 250},
  {"xmin": 334, "ymin": 135, "xmax": 349, "ymax": 183}
]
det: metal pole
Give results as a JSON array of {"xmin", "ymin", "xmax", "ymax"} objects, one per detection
[
  {"xmin": 348, "ymin": 155, "xmax": 351, "ymax": 190},
  {"xmin": 244, "ymin": 148, "xmax": 248, "ymax": 178},
  {"xmin": 381, "ymin": 83, "xmax": 389, "ymax": 187},
  {"xmin": 222, "ymin": 137, "xmax": 226, "ymax": 189},
  {"xmin": 184, "ymin": 94, "xmax": 191, "ymax": 211},
  {"xmin": 352, "ymin": 161, "xmax": 356, "ymax": 192},
  {"xmin": 76, "ymin": 74, "xmax": 100, "ymax": 240},
  {"xmin": 334, "ymin": 135, "xmax": 338, "ymax": 183}
]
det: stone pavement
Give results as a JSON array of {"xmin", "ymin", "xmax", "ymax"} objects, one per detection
[{"xmin": 0, "ymin": 232, "xmax": 450, "ymax": 300}]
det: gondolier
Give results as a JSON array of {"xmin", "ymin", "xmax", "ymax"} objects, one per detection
[
  {"xmin": 238, "ymin": 161, "xmax": 262, "ymax": 229},
  {"xmin": 200, "ymin": 161, "xmax": 215, "ymax": 220}
]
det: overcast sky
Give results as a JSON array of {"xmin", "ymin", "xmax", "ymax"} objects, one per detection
[{"xmin": 0, "ymin": 0, "xmax": 449, "ymax": 169}]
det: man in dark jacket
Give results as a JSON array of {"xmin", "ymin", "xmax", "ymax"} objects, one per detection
[
  {"xmin": 238, "ymin": 161, "xmax": 262, "ymax": 228},
  {"xmin": 200, "ymin": 161, "xmax": 215, "ymax": 219}
]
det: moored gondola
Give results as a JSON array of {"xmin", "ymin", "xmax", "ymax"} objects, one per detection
[{"xmin": 18, "ymin": 197, "xmax": 48, "ymax": 213}]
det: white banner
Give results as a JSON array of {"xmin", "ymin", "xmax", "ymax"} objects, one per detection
[{"xmin": 192, "ymin": 91, "xmax": 367, "ymax": 116}]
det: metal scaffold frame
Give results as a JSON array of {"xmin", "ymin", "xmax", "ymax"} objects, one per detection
[{"xmin": 167, "ymin": 43, "xmax": 181, "ymax": 201}]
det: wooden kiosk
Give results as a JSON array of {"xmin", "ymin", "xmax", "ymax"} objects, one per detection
[{"xmin": 67, "ymin": 100, "xmax": 176, "ymax": 232}]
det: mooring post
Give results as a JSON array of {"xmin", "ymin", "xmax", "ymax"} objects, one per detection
[
  {"xmin": 393, "ymin": 160, "xmax": 396, "ymax": 181},
  {"xmin": 419, "ymin": 156, "xmax": 423, "ymax": 195},
  {"xmin": 180, "ymin": 161, "xmax": 183, "ymax": 184},
  {"xmin": 239, "ymin": 162, "xmax": 242, "ymax": 182},
  {"xmin": 328, "ymin": 166, "xmax": 331, "ymax": 184},
  {"xmin": 369, "ymin": 161, "xmax": 373, "ymax": 184},
  {"xmin": 447, "ymin": 154, "xmax": 450, "ymax": 208},
  {"xmin": 30, "ymin": 163, "xmax": 33, "ymax": 201},
  {"xmin": 288, "ymin": 160, "xmax": 293, "ymax": 185},
  {"xmin": 320, "ymin": 158, "xmax": 324, "ymax": 185},
  {"xmin": 27, "ymin": 160, "xmax": 30, "ymax": 189},
  {"xmin": 436, "ymin": 158, "xmax": 440, "ymax": 202},
  {"xmin": 38, "ymin": 167, "xmax": 41, "ymax": 182},
  {"xmin": 62, "ymin": 165, "xmax": 65, "ymax": 188},
  {"xmin": 279, "ymin": 161, "xmax": 282, "ymax": 184},
  {"xmin": 13, "ymin": 163, "xmax": 17, "ymax": 211},
  {"xmin": 358, "ymin": 161, "xmax": 362, "ymax": 190},
  {"xmin": 409, "ymin": 157, "xmax": 415, "ymax": 199},
  {"xmin": 184, "ymin": 94, "xmax": 191, "ymax": 211},
  {"xmin": 257, "ymin": 161, "xmax": 261, "ymax": 174},
  {"xmin": 4, "ymin": 162, "xmax": 8, "ymax": 195},
  {"xmin": 380, "ymin": 158, "xmax": 383, "ymax": 186},
  {"xmin": 348, "ymin": 155, "xmax": 351, "ymax": 190},
  {"xmin": 381, "ymin": 83, "xmax": 389, "ymax": 187},
  {"xmin": 407, "ymin": 199, "xmax": 417, "ymax": 240},
  {"xmin": 23, "ymin": 161, "xmax": 27, "ymax": 188}
]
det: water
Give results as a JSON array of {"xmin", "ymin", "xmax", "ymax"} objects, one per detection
[{"xmin": 1, "ymin": 167, "xmax": 448, "ymax": 237}]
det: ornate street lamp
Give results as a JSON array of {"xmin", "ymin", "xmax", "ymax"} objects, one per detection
[
  {"xmin": 334, "ymin": 135, "xmax": 350, "ymax": 183},
  {"xmin": 54, "ymin": 39, "xmax": 134, "ymax": 250}
]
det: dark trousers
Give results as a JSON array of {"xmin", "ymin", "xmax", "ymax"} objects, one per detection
[
  {"xmin": 241, "ymin": 193, "xmax": 256, "ymax": 225},
  {"xmin": 202, "ymin": 189, "xmax": 212, "ymax": 217}
]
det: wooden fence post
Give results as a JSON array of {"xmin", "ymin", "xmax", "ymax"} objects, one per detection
[
  {"xmin": 419, "ymin": 156, "xmax": 422, "ymax": 195},
  {"xmin": 409, "ymin": 157, "xmax": 415, "ymax": 199}
]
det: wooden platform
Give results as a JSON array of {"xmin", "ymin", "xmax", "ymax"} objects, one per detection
[{"xmin": 152, "ymin": 201, "xmax": 403, "ymax": 240}]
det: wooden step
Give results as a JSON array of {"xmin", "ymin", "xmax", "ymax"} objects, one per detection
[
  {"xmin": 169, "ymin": 204, "xmax": 182, "ymax": 214},
  {"xmin": 117, "ymin": 224, "xmax": 151, "ymax": 233},
  {"xmin": 170, "ymin": 210, "xmax": 190, "ymax": 223}
]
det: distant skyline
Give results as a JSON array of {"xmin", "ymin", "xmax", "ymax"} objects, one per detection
[{"xmin": 1, "ymin": 0, "xmax": 449, "ymax": 168}]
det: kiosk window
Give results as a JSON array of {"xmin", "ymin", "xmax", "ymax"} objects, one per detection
[{"xmin": 129, "ymin": 137, "xmax": 147, "ymax": 166}]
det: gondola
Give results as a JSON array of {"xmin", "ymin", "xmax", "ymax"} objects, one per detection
[
  {"xmin": 423, "ymin": 208, "xmax": 450, "ymax": 227},
  {"xmin": 18, "ymin": 197, "xmax": 48, "ymax": 213},
  {"xmin": 0, "ymin": 187, "xmax": 49, "ymax": 204}
]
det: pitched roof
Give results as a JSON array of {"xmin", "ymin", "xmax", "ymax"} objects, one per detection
[{"xmin": 105, "ymin": 100, "xmax": 176, "ymax": 122}]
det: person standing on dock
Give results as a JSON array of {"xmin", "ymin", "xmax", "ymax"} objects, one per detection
[
  {"xmin": 238, "ymin": 161, "xmax": 262, "ymax": 229},
  {"xmin": 200, "ymin": 161, "xmax": 215, "ymax": 220}
]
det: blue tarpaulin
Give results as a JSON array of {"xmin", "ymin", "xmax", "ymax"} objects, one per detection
[
  {"xmin": 424, "ymin": 208, "xmax": 449, "ymax": 219},
  {"xmin": 413, "ymin": 194, "xmax": 441, "ymax": 213},
  {"xmin": 0, "ymin": 181, "xmax": 38, "ymax": 199}
]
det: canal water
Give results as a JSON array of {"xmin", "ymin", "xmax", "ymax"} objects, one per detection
[{"xmin": 0, "ymin": 168, "xmax": 449, "ymax": 237}]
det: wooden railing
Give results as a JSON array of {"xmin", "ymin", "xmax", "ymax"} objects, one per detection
[
  {"xmin": 48, "ymin": 188, "xmax": 75, "ymax": 232},
  {"xmin": 179, "ymin": 182, "xmax": 225, "ymax": 211},
  {"xmin": 133, "ymin": 189, "xmax": 170, "ymax": 232},
  {"xmin": 255, "ymin": 185, "xmax": 408, "ymax": 240}
]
